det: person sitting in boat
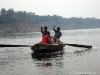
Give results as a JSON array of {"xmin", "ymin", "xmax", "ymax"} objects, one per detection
[
  {"xmin": 53, "ymin": 26, "xmax": 62, "ymax": 42},
  {"xmin": 41, "ymin": 31, "xmax": 53, "ymax": 44},
  {"xmin": 41, "ymin": 26, "xmax": 49, "ymax": 37}
]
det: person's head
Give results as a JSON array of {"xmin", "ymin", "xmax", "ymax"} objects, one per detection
[
  {"xmin": 46, "ymin": 31, "xmax": 50, "ymax": 36},
  {"xmin": 57, "ymin": 27, "xmax": 60, "ymax": 31},
  {"xmin": 44, "ymin": 26, "xmax": 48, "ymax": 31}
]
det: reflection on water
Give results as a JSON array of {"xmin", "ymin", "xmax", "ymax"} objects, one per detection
[
  {"xmin": 31, "ymin": 51, "xmax": 64, "ymax": 60},
  {"xmin": 31, "ymin": 48, "xmax": 92, "ymax": 68},
  {"xmin": 31, "ymin": 51, "xmax": 64, "ymax": 67}
]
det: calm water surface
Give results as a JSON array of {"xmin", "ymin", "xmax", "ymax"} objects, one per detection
[{"xmin": 0, "ymin": 28, "xmax": 100, "ymax": 75}]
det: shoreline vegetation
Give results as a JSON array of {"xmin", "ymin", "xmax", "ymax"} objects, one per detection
[{"xmin": 0, "ymin": 8, "xmax": 100, "ymax": 33}]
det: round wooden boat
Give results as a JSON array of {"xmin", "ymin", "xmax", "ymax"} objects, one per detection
[{"xmin": 31, "ymin": 43, "xmax": 65, "ymax": 53}]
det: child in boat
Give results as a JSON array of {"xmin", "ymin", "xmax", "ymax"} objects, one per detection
[
  {"xmin": 41, "ymin": 31, "xmax": 53, "ymax": 44},
  {"xmin": 41, "ymin": 26, "xmax": 49, "ymax": 37},
  {"xmin": 53, "ymin": 26, "xmax": 62, "ymax": 42}
]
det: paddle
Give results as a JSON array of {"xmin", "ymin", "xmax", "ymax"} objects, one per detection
[
  {"xmin": 0, "ymin": 44, "xmax": 32, "ymax": 47},
  {"xmin": 64, "ymin": 43, "xmax": 92, "ymax": 48}
]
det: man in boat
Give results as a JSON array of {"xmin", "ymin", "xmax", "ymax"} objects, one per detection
[
  {"xmin": 41, "ymin": 26, "xmax": 48, "ymax": 37},
  {"xmin": 53, "ymin": 26, "xmax": 62, "ymax": 43},
  {"xmin": 41, "ymin": 31, "xmax": 53, "ymax": 44},
  {"xmin": 53, "ymin": 26, "xmax": 62, "ymax": 40}
]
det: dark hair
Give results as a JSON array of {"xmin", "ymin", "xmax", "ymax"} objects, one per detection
[
  {"xmin": 57, "ymin": 27, "xmax": 60, "ymax": 29},
  {"xmin": 47, "ymin": 31, "xmax": 50, "ymax": 35},
  {"xmin": 44, "ymin": 26, "xmax": 48, "ymax": 28}
]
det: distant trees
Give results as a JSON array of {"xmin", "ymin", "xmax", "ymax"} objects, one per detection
[
  {"xmin": 0, "ymin": 8, "xmax": 75, "ymax": 25},
  {"xmin": 0, "ymin": 8, "xmax": 100, "ymax": 28},
  {"xmin": 0, "ymin": 8, "xmax": 36, "ymax": 24}
]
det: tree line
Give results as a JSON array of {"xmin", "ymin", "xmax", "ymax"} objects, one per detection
[
  {"xmin": 0, "ymin": 8, "xmax": 66, "ymax": 24},
  {"xmin": 0, "ymin": 8, "xmax": 100, "ymax": 27}
]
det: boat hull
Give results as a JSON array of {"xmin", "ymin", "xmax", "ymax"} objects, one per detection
[{"xmin": 31, "ymin": 43, "xmax": 65, "ymax": 53}]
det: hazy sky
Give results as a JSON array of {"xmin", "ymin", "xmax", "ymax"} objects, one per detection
[{"xmin": 0, "ymin": 0, "xmax": 100, "ymax": 19}]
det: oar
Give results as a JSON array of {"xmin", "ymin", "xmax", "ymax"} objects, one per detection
[
  {"xmin": 0, "ymin": 44, "xmax": 92, "ymax": 48},
  {"xmin": 64, "ymin": 43, "xmax": 92, "ymax": 48},
  {"xmin": 0, "ymin": 44, "xmax": 32, "ymax": 47}
]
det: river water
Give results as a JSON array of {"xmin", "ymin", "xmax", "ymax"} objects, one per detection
[{"xmin": 0, "ymin": 28, "xmax": 100, "ymax": 75}]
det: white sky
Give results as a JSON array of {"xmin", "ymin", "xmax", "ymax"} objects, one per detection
[{"xmin": 0, "ymin": 0, "xmax": 100, "ymax": 19}]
